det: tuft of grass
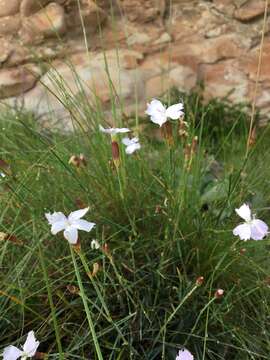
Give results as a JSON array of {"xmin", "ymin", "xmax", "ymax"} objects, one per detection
[{"xmin": 0, "ymin": 91, "xmax": 270, "ymax": 359}]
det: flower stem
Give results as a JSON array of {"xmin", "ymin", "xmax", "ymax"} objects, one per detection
[
  {"xmin": 70, "ymin": 246, "xmax": 103, "ymax": 360},
  {"xmin": 38, "ymin": 241, "xmax": 64, "ymax": 359}
]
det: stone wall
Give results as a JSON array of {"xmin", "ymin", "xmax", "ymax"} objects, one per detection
[{"xmin": 1, "ymin": 0, "xmax": 270, "ymax": 128}]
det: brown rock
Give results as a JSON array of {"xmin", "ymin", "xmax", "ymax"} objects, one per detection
[
  {"xmin": 0, "ymin": 64, "xmax": 41, "ymax": 99},
  {"xmin": 0, "ymin": 36, "xmax": 12, "ymax": 63},
  {"xmin": 66, "ymin": 0, "xmax": 106, "ymax": 31},
  {"xmin": 145, "ymin": 64, "xmax": 197, "ymax": 99},
  {"xmin": 0, "ymin": 13, "xmax": 21, "ymax": 35},
  {"xmin": 248, "ymin": 81, "xmax": 270, "ymax": 109},
  {"xmin": 240, "ymin": 40, "xmax": 270, "ymax": 82},
  {"xmin": 20, "ymin": 2, "xmax": 66, "ymax": 44},
  {"xmin": 20, "ymin": 0, "xmax": 50, "ymax": 16},
  {"xmin": 234, "ymin": 0, "xmax": 267, "ymax": 22},
  {"xmin": 11, "ymin": 50, "xmax": 144, "ymax": 130},
  {"xmin": 120, "ymin": 0, "xmax": 165, "ymax": 23},
  {"xmin": 167, "ymin": 34, "xmax": 249, "ymax": 70},
  {"xmin": 201, "ymin": 60, "xmax": 249, "ymax": 104},
  {"xmin": 213, "ymin": 0, "xmax": 236, "ymax": 16},
  {"xmin": 0, "ymin": 0, "xmax": 20, "ymax": 17}
]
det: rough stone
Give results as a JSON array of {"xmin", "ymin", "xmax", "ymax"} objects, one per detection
[
  {"xmin": 201, "ymin": 60, "xmax": 249, "ymax": 104},
  {"xmin": 0, "ymin": 64, "xmax": 41, "ymax": 99},
  {"xmin": 120, "ymin": 0, "xmax": 166, "ymax": 23},
  {"xmin": 145, "ymin": 64, "xmax": 197, "ymax": 99},
  {"xmin": 20, "ymin": 0, "xmax": 50, "ymax": 16},
  {"xmin": 240, "ymin": 40, "xmax": 270, "ymax": 82},
  {"xmin": 66, "ymin": 0, "xmax": 106, "ymax": 31},
  {"xmin": 0, "ymin": 0, "xmax": 20, "ymax": 17},
  {"xmin": 0, "ymin": 13, "xmax": 21, "ymax": 36},
  {"xmin": 20, "ymin": 3, "xmax": 66, "ymax": 44},
  {"xmin": 0, "ymin": 37, "xmax": 12, "ymax": 63},
  {"xmin": 234, "ymin": 0, "xmax": 267, "ymax": 22},
  {"xmin": 0, "ymin": 0, "xmax": 269, "ymax": 126},
  {"xmin": 12, "ymin": 50, "xmax": 144, "ymax": 130}
]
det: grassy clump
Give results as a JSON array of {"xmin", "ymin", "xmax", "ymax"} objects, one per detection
[{"xmin": 0, "ymin": 91, "xmax": 270, "ymax": 359}]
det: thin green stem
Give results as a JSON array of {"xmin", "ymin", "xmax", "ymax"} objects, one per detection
[
  {"xmin": 70, "ymin": 246, "xmax": 103, "ymax": 360},
  {"xmin": 38, "ymin": 240, "xmax": 64, "ymax": 359}
]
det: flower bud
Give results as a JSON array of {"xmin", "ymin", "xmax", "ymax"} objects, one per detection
[
  {"xmin": 69, "ymin": 154, "xmax": 87, "ymax": 168},
  {"xmin": 72, "ymin": 239, "xmax": 81, "ymax": 254},
  {"xmin": 215, "ymin": 289, "xmax": 224, "ymax": 299},
  {"xmin": 111, "ymin": 141, "xmax": 120, "ymax": 168},
  {"xmin": 178, "ymin": 119, "xmax": 188, "ymax": 140},
  {"xmin": 196, "ymin": 276, "xmax": 204, "ymax": 286},
  {"xmin": 161, "ymin": 122, "xmax": 174, "ymax": 146},
  {"xmin": 92, "ymin": 262, "xmax": 100, "ymax": 277},
  {"xmin": 248, "ymin": 126, "xmax": 256, "ymax": 148},
  {"xmin": 67, "ymin": 284, "xmax": 80, "ymax": 295}
]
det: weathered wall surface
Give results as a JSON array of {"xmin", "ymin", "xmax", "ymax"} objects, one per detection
[{"xmin": 0, "ymin": 0, "xmax": 270, "ymax": 127}]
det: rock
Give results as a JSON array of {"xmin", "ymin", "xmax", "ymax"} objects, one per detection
[
  {"xmin": 0, "ymin": 37, "xmax": 12, "ymax": 63},
  {"xmin": 153, "ymin": 32, "xmax": 171, "ymax": 45},
  {"xmin": 234, "ymin": 0, "xmax": 267, "ymax": 22},
  {"xmin": 0, "ymin": 13, "xmax": 21, "ymax": 35},
  {"xmin": 213, "ymin": 0, "xmax": 236, "ymax": 16},
  {"xmin": 0, "ymin": 0, "xmax": 20, "ymax": 17},
  {"xmin": 201, "ymin": 60, "xmax": 249, "ymax": 104},
  {"xmin": 20, "ymin": 3, "xmax": 66, "ymax": 44},
  {"xmin": 167, "ymin": 33, "xmax": 249, "ymax": 72},
  {"xmin": 145, "ymin": 64, "xmax": 197, "ymax": 99},
  {"xmin": 66, "ymin": 0, "xmax": 106, "ymax": 31},
  {"xmin": 0, "ymin": 64, "xmax": 41, "ymax": 99},
  {"xmin": 120, "ymin": 0, "xmax": 166, "ymax": 23},
  {"xmin": 240, "ymin": 40, "xmax": 270, "ymax": 82},
  {"xmin": 12, "ymin": 50, "xmax": 144, "ymax": 130},
  {"xmin": 20, "ymin": 0, "xmax": 50, "ymax": 16},
  {"xmin": 127, "ymin": 33, "xmax": 151, "ymax": 46}
]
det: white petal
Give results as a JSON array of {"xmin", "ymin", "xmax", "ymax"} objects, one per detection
[
  {"xmin": 72, "ymin": 219, "xmax": 96, "ymax": 232},
  {"xmin": 64, "ymin": 227, "xmax": 78, "ymax": 244},
  {"xmin": 45, "ymin": 212, "xmax": 66, "ymax": 225},
  {"xmin": 126, "ymin": 143, "xmax": 141, "ymax": 154},
  {"xmin": 115, "ymin": 127, "xmax": 130, "ymax": 133},
  {"xmin": 145, "ymin": 99, "xmax": 166, "ymax": 116},
  {"xmin": 51, "ymin": 220, "xmax": 67, "ymax": 235},
  {"xmin": 99, "ymin": 125, "xmax": 110, "ymax": 133},
  {"xmin": 122, "ymin": 137, "xmax": 139, "ymax": 146},
  {"xmin": 235, "ymin": 203, "xmax": 251, "ymax": 222},
  {"xmin": 233, "ymin": 223, "xmax": 252, "ymax": 240},
  {"xmin": 176, "ymin": 348, "xmax": 194, "ymax": 360},
  {"xmin": 68, "ymin": 207, "xmax": 89, "ymax": 222},
  {"xmin": 146, "ymin": 99, "xmax": 167, "ymax": 127},
  {"xmin": 3, "ymin": 346, "xmax": 23, "ymax": 360},
  {"xmin": 91, "ymin": 239, "xmax": 100, "ymax": 249},
  {"xmin": 165, "ymin": 102, "xmax": 184, "ymax": 120},
  {"xmin": 150, "ymin": 112, "xmax": 167, "ymax": 127},
  {"xmin": 99, "ymin": 125, "xmax": 130, "ymax": 135},
  {"xmin": 250, "ymin": 219, "xmax": 268, "ymax": 240},
  {"xmin": 23, "ymin": 331, "xmax": 39, "ymax": 356},
  {"xmin": 122, "ymin": 137, "xmax": 133, "ymax": 146}
]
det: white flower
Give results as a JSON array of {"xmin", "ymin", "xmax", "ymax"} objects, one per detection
[
  {"xmin": 146, "ymin": 99, "xmax": 184, "ymax": 127},
  {"xmin": 122, "ymin": 137, "xmax": 141, "ymax": 154},
  {"xmin": 233, "ymin": 203, "xmax": 268, "ymax": 241},
  {"xmin": 99, "ymin": 125, "xmax": 130, "ymax": 136},
  {"xmin": 45, "ymin": 207, "xmax": 95, "ymax": 244},
  {"xmin": 3, "ymin": 331, "xmax": 39, "ymax": 360},
  {"xmin": 91, "ymin": 239, "xmax": 100, "ymax": 250},
  {"xmin": 0, "ymin": 172, "xmax": 6, "ymax": 178},
  {"xmin": 176, "ymin": 348, "xmax": 194, "ymax": 360}
]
